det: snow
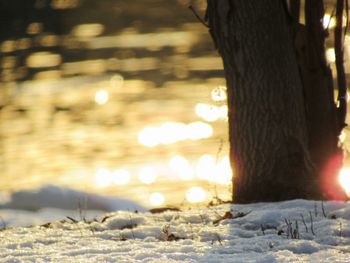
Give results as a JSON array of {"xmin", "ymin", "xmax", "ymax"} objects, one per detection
[
  {"xmin": 0, "ymin": 185, "xmax": 147, "ymax": 212},
  {"xmin": 1, "ymin": 187, "xmax": 350, "ymax": 262}
]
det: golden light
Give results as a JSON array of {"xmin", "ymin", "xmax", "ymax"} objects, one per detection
[
  {"xmin": 112, "ymin": 168, "xmax": 131, "ymax": 185},
  {"xmin": 219, "ymin": 105, "xmax": 228, "ymax": 120},
  {"xmin": 195, "ymin": 103, "xmax": 220, "ymax": 122},
  {"xmin": 138, "ymin": 121, "xmax": 213, "ymax": 147},
  {"xmin": 17, "ymin": 38, "xmax": 31, "ymax": 50},
  {"xmin": 40, "ymin": 35, "xmax": 59, "ymax": 47},
  {"xmin": 34, "ymin": 70, "xmax": 61, "ymax": 80},
  {"xmin": 51, "ymin": 0, "xmax": 79, "ymax": 9},
  {"xmin": 187, "ymin": 121, "xmax": 213, "ymax": 140},
  {"xmin": 339, "ymin": 168, "xmax": 350, "ymax": 196},
  {"xmin": 95, "ymin": 168, "xmax": 113, "ymax": 188},
  {"xmin": 1, "ymin": 56, "xmax": 16, "ymax": 69},
  {"xmin": 186, "ymin": 186, "xmax": 207, "ymax": 203},
  {"xmin": 339, "ymin": 130, "xmax": 346, "ymax": 144},
  {"xmin": 149, "ymin": 192, "xmax": 165, "ymax": 206},
  {"xmin": 195, "ymin": 154, "xmax": 216, "ymax": 181},
  {"xmin": 159, "ymin": 122, "xmax": 187, "ymax": 144},
  {"xmin": 27, "ymin": 22, "xmax": 43, "ymax": 35},
  {"xmin": 95, "ymin": 89, "xmax": 109, "ymax": 105},
  {"xmin": 169, "ymin": 155, "xmax": 194, "ymax": 180},
  {"xmin": 138, "ymin": 167, "xmax": 157, "ymax": 184},
  {"xmin": 326, "ymin": 48, "xmax": 336, "ymax": 63},
  {"xmin": 26, "ymin": 52, "xmax": 62, "ymax": 68},
  {"xmin": 1, "ymin": 40, "xmax": 16, "ymax": 53},
  {"xmin": 195, "ymin": 103, "xmax": 228, "ymax": 122},
  {"xmin": 72, "ymin": 23, "xmax": 105, "ymax": 38},
  {"xmin": 211, "ymin": 86, "xmax": 227, "ymax": 102},
  {"xmin": 323, "ymin": 14, "xmax": 336, "ymax": 29},
  {"xmin": 138, "ymin": 126, "xmax": 160, "ymax": 147},
  {"xmin": 110, "ymin": 74, "xmax": 124, "ymax": 89},
  {"xmin": 215, "ymin": 156, "xmax": 232, "ymax": 185}
]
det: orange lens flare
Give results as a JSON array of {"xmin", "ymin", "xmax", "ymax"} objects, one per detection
[{"xmin": 320, "ymin": 153, "xmax": 347, "ymax": 200}]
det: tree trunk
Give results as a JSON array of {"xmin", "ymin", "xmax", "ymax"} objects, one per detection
[
  {"xmin": 206, "ymin": 0, "xmax": 321, "ymax": 202},
  {"xmin": 296, "ymin": 1, "xmax": 346, "ymax": 199}
]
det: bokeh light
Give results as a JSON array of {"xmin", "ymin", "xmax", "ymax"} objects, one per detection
[
  {"xmin": 159, "ymin": 122, "xmax": 187, "ymax": 145},
  {"xmin": 149, "ymin": 193, "xmax": 165, "ymax": 206},
  {"xmin": 138, "ymin": 167, "xmax": 157, "ymax": 184},
  {"xmin": 138, "ymin": 121, "xmax": 213, "ymax": 147},
  {"xmin": 95, "ymin": 168, "xmax": 113, "ymax": 188},
  {"xmin": 195, "ymin": 154, "xmax": 216, "ymax": 181},
  {"xmin": 138, "ymin": 126, "xmax": 160, "ymax": 147},
  {"xmin": 187, "ymin": 121, "xmax": 213, "ymax": 140},
  {"xmin": 169, "ymin": 155, "xmax": 194, "ymax": 180},
  {"xmin": 110, "ymin": 74, "xmax": 124, "ymax": 89},
  {"xmin": 72, "ymin": 23, "xmax": 104, "ymax": 38},
  {"xmin": 211, "ymin": 86, "xmax": 227, "ymax": 102},
  {"xmin": 186, "ymin": 186, "xmax": 207, "ymax": 203},
  {"xmin": 26, "ymin": 52, "xmax": 62, "ymax": 68},
  {"xmin": 215, "ymin": 156, "xmax": 232, "ymax": 185},
  {"xmin": 195, "ymin": 103, "xmax": 227, "ymax": 122},
  {"xmin": 112, "ymin": 169, "xmax": 131, "ymax": 185},
  {"xmin": 95, "ymin": 89, "xmax": 109, "ymax": 105},
  {"xmin": 326, "ymin": 48, "xmax": 336, "ymax": 63}
]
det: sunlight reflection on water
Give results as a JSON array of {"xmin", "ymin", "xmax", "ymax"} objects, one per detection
[{"xmin": 3, "ymin": 0, "xmax": 349, "ymax": 208}]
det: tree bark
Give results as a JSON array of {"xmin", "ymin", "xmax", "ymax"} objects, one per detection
[{"xmin": 206, "ymin": 0, "xmax": 321, "ymax": 202}]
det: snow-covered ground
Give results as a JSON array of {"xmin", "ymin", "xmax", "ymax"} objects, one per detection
[{"xmin": 1, "ymin": 186, "xmax": 350, "ymax": 262}]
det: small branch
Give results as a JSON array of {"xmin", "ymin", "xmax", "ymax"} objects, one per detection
[
  {"xmin": 300, "ymin": 213, "xmax": 308, "ymax": 233},
  {"xmin": 314, "ymin": 202, "xmax": 318, "ymax": 217},
  {"xmin": 335, "ymin": 0, "xmax": 348, "ymax": 133},
  {"xmin": 321, "ymin": 201, "xmax": 327, "ymax": 218},
  {"xmin": 309, "ymin": 211, "xmax": 315, "ymax": 235},
  {"xmin": 189, "ymin": 5, "xmax": 209, "ymax": 27},
  {"xmin": 344, "ymin": 0, "xmax": 349, "ymax": 41}
]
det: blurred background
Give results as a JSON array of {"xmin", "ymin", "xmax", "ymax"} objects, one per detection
[
  {"xmin": 1, "ymin": 0, "xmax": 350, "ymax": 208},
  {"xmin": 0, "ymin": 0, "xmax": 232, "ymax": 208}
]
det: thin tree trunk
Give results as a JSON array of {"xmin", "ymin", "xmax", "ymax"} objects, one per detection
[
  {"xmin": 295, "ymin": 1, "xmax": 346, "ymax": 199},
  {"xmin": 206, "ymin": 0, "xmax": 321, "ymax": 202}
]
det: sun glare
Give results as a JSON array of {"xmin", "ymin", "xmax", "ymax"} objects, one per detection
[{"xmin": 339, "ymin": 168, "xmax": 350, "ymax": 196}]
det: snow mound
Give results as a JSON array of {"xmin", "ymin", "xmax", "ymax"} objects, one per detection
[{"xmin": 1, "ymin": 185, "xmax": 146, "ymax": 212}]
